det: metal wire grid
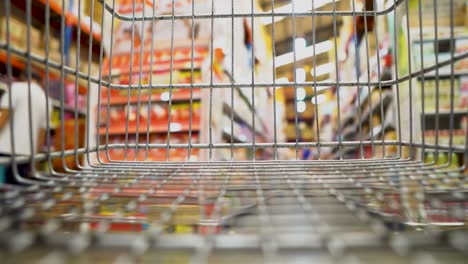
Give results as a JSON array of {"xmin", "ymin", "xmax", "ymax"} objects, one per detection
[
  {"xmin": 1, "ymin": 0, "xmax": 466, "ymax": 163},
  {"xmin": 0, "ymin": 0, "xmax": 467, "ymax": 261},
  {"xmin": 0, "ymin": 160, "xmax": 467, "ymax": 261},
  {"xmin": 0, "ymin": 0, "xmax": 466, "ymax": 164}
]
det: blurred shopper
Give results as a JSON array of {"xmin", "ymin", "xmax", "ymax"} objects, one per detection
[{"xmin": 0, "ymin": 71, "xmax": 50, "ymax": 184}]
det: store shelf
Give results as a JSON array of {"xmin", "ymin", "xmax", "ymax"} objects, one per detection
[
  {"xmin": 417, "ymin": 72, "xmax": 468, "ymax": 80},
  {"xmin": 99, "ymin": 122, "xmax": 200, "ymax": 135},
  {"xmin": 422, "ymin": 110, "xmax": 468, "ymax": 116},
  {"xmin": 222, "ymin": 103, "xmax": 267, "ymax": 141},
  {"xmin": 102, "ymin": 46, "xmax": 209, "ymax": 78},
  {"xmin": 357, "ymin": 91, "xmax": 393, "ymax": 126},
  {"xmin": 286, "ymin": 116, "xmax": 314, "ymax": 123},
  {"xmin": 286, "ymin": 137, "xmax": 314, "ymax": 143},
  {"xmin": 337, "ymin": 112, "xmax": 356, "ymax": 135},
  {"xmin": 221, "ymin": 116, "xmax": 248, "ymax": 144},
  {"xmin": 222, "ymin": 131, "xmax": 246, "ymax": 144},
  {"xmin": 356, "ymin": 84, "xmax": 393, "ymax": 110},
  {"xmin": 0, "ymin": 49, "xmax": 88, "ymax": 94},
  {"xmin": 335, "ymin": 93, "xmax": 393, "ymax": 150},
  {"xmin": 234, "ymin": 87, "xmax": 270, "ymax": 134},
  {"xmin": 221, "ymin": 115, "xmax": 270, "ymax": 144},
  {"xmin": 102, "ymin": 58, "xmax": 205, "ymax": 78},
  {"xmin": 331, "ymin": 121, "xmax": 395, "ymax": 157},
  {"xmin": 0, "ymin": 49, "xmax": 27, "ymax": 71},
  {"xmin": 422, "ymin": 110, "xmax": 468, "ymax": 131},
  {"xmin": 412, "ymin": 34, "xmax": 468, "ymax": 44},
  {"xmin": 356, "ymin": 85, "xmax": 377, "ymax": 108},
  {"xmin": 362, "ymin": 122, "xmax": 395, "ymax": 141},
  {"xmin": 100, "ymin": 91, "xmax": 201, "ymax": 106},
  {"xmin": 340, "ymin": 125, "xmax": 356, "ymax": 141},
  {"xmin": 50, "ymin": 99, "xmax": 86, "ymax": 116},
  {"xmin": 336, "ymin": 146, "xmax": 358, "ymax": 158},
  {"xmin": 102, "ymin": 54, "xmax": 205, "ymax": 78},
  {"xmin": 342, "ymin": 124, "xmax": 393, "ymax": 141},
  {"xmin": 11, "ymin": 0, "xmax": 102, "ymax": 55},
  {"xmin": 352, "ymin": 51, "xmax": 392, "ymax": 108},
  {"xmin": 423, "ymin": 129, "xmax": 466, "ymax": 149}
]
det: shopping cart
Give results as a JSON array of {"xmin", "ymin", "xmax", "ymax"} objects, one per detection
[{"xmin": 0, "ymin": 0, "xmax": 467, "ymax": 262}]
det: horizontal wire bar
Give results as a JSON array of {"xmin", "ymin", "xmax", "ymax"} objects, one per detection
[
  {"xmin": 95, "ymin": 141, "xmax": 467, "ymax": 153},
  {"xmin": 104, "ymin": 52, "xmax": 468, "ymax": 89},
  {"xmin": 2, "ymin": 44, "xmax": 466, "ymax": 92},
  {"xmin": 3, "ymin": 140, "xmax": 463, "ymax": 166},
  {"xmin": 97, "ymin": 0, "xmax": 405, "ymax": 22},
  {"xmin": 0, "ymin": 45, "xmax": 102, "ymax": 86},
  {"xmin": 0, "ymin": 0, "xmax": 466, "ymax": 259}
]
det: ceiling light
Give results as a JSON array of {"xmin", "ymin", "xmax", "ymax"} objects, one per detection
[
  {"xmin": 296, "ymin": 87, "xmax": 306, "ymax": 101},
  {"xmin": 295, "ymin": 68, "xmax": 306, "ymax": 83},
  {"xmin": 296, "ymin": 100, "xmax": 307, "ymax": 113},
  {"xmin": 169, "ymin": 123, "xmax": 182, "ymax": 132},
  {"xmin": 294, "ymin": 38, "xmax": 306, "ymax": 51},
  {"xmin": 275, "ymin": 40, "xmax": 333, "ymax": 68},
  {"xmin": 311, "ymin": 62, "xmax": 334, "ymax": 77},
  {"xmin": 160, "ymin": 92, "xmax": 170, "ymax": 101},
  {"xmin": 311, "ymin": 94, "xmax": 327, "ymax": 104},
  {"xmin": 262, "ymin": 0, "xmax": 341, "ymax": 25}
]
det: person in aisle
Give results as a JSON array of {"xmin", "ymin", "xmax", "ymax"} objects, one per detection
[{"xmin": 0, "ymin": 70, "xmax": 51, "ymax": 184}]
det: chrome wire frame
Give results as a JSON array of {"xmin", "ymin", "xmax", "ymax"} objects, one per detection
[{"xmin": 0, "ymin": 0, "xmax": 467, "ymax": 262}]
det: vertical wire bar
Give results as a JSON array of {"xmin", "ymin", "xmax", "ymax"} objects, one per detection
[
  {"xmin": 271, "ymin": 0, "xmax": 278, "ymax": 160},
  {"xmin": 252, "ymin": 163, "xmax": 277, "ymax": 262},
  {"xmin": 208, "ymin": 0, "xmax": 215, "ymax": 160},
  {"xmin": 362, "ymin": 0, "xmax": 374, "ymax": 158},
  {"xmin": 195, "ymin": 162, "xmax": 232, "ymax": 261},
  {"xmin": 405, "ymin": 0, "xmax": 414, "ymax": 159},
  {"xmin": 447, "ymin": 0, "xmax": 455, "ymax": 165},
  {"xmin": 465, "ymin": 107, "xmax": 468, "ymax": 168},
  {"xmin": 59, "ymin": 0, "xmax": 68, "ymax": 170},
  {"xmin": 332, "ymin": 0, "xmax": 343, "ymax": 160},
  {"xmin": 187, "ymin": 0, "xmax": 196, "ymax": 160},
  {"xmin": 196, "ymin": 164, "xmax": 206, "ymax": 239},
  {"xmin": 372, "ymin": 0, "xmax": 385, "ymax": 157},
  {"xmin": 165, "ymin": 0, "xmax": 176, "ymax": 161},
  {"xmin": 44, "ymin": 0, "xmax": 54, "ymax": 174},
  {"xmin": 428, "ymin": 0, "xmax": 440, "ymax": 163},
  {"xmin": 418, "ymin": 0, "xmax": 426, "ymax": 161},
  {"xmin": 351, "ymin": 0, "xmax": 364, "ymax": 159},
  {"xmin": 84, "ymin": 0, "xmax": 94, "ymax": 166},
  {"xmin": 432, "ymin": 0, "xmax": 440, "ymax": 163},
  {"xmin": 123, "ymin": 0, "xmax": 138, "ymax": 161},
  {"xmin": 193, "ymin": 173, "xmax": 210, "ymax": 263},
  {"xmin": 25, "ymin": 0, "xmax": 35, "ymax": 175},
  {"xmin": 230, "ymin": 0, "xmax": 235, "ymax": 160},
  {"xmin": 135, "ymin": 1, "xmax": 147, "ymax": 161},
  {"xmin": 4, "ymin": 0, "xmax": 19, "ymax": 179},
  {"xmin": 392, "ymin": 0, "xmax": 403, "ymax": 158},
  {"xmin": 295, "ymin": 162, "xmax": 330, "ymax": 237},
  {"xmin": 73, "ymin": 0, "xmax": 82, "ymax": 168},
  {"xmin": 291, "ymin": 0, "xmax": 299, "ymax": 160},
  {"xmin": 250, "ymin": 0, "xmax": 256, "ymax": 160},
  {"xmin": 147, "ymin": 164, "xmax": 197, "ymax": 244},
  {"xmin": 103, "ymin": 0, "xmax": 116, "ymax": 160},
  {"xmin": 311, "ymin": 0, "xmax": 321, "ymax": 159},
  {"xmin": 103, "ymin": 0, "xmax": 117, "ymax": 163},
  {"xmin": 145, "ymin": 0, "xmax": 157, "ymax": 161}
]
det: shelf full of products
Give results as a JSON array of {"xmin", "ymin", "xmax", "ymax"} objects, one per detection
[
  {"xmin": 96, "ymin": 0, "xmax": 276, "ymax": 162},
  {"xmin": 0, "ymin": 0, "xmax": 102, "ymax": 172}
]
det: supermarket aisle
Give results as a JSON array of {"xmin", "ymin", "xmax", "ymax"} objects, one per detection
[{"xmin": 0, "ymin": 0, "xmax": 467, "ymax": 262}]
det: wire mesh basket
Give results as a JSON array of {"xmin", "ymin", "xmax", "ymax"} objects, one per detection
[{"xmin": 0, "ymin": 0, "xmax": 467, "ymax": 262}]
